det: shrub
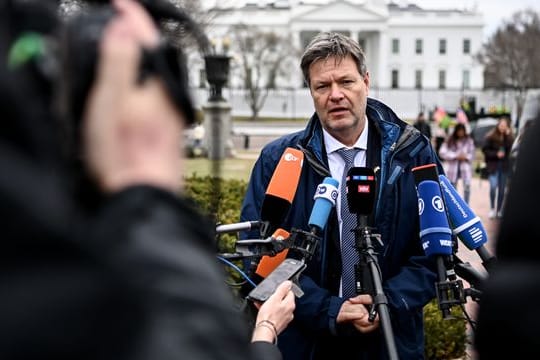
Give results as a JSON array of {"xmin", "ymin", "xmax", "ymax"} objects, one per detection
[
  {"xmin": 184, "ymin": 174, "xmax": 247, "ymax": 253},
  {"xmin": 184, "ymin": 175, "xmax": 249, "ymax": 294},
  {"xmin": 424, "ymin": 299, "xmax": 468, "ymax": 359}
]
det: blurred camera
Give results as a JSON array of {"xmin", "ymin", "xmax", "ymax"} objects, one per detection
[{"xmin": 59, "ymin": 0, "xmax": 209, "ymax": 138}]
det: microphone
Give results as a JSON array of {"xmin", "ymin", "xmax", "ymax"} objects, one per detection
[
  {"xmin": 345, "ymin": 167, "xmax": 376, "ymax": 216},
  {"xmin": 220, "ymin": 229, "xmax": 291, "ymax": 261},
  {"xmin": 308, "ymin": 177, "xmax": 339, "ymax": 232},
  {"xmin": 248, "ymin": 177, "xmax": 339, "ymax": 302},
  {"xmin": 301, "ymin": 176, "xmax": 339, "ymax": 258},
  {"xmin": 345, "ymin": 167, "xmax": 379, "ymax": 311},
  {"xmin": 412, "ymin": 164, "xmax": 454, "ymax": 318},
  {"xmin": 438, "ymin": 174, "xmax": 496, "ymax": 272},
  {"xmin": 344, "ymin": 168, "xmax": 400, "ymax": 359},
  {"xmin": 255, "ymin": 228, "xmax": 290, "ymax": 278},
  {"xmin": 256, "ymin": 177, "xmax": 338, "ymax": 277},
  {"xmin": 259, "ymin": 147, "xmax": 304, "ymax": 237},
  {"xmin": 216, "ymin": 221, "xmax": 262, "ymax": 234}
]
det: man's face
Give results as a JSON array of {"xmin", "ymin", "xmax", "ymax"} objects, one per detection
[{"xmin": 308, "ymin": 55, "xmax": 369, "ymax": 145}]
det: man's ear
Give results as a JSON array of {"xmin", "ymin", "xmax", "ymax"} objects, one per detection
[{"xmin": 363, "ymin": 71, "xmax": 370, "ymax": 89}]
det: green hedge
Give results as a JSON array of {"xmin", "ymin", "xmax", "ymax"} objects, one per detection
[
  {"xmin": 184, "ymin": 175, "xmax": 467, "ymax": 359},
  {"xmin": 424, "ymin": 300, "xmax": 467, "ymax": 359},
  {"xmin": 184, "ymin": 174, "xmax": 247, "ymax": 253}
]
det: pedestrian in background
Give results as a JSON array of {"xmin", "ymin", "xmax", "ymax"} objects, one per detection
[
  {"xmin": 439, "ymin": 123, "xmax": 476, "ymax": 204},
  {"xmin": 481, "ymin": 116, "xmax": 514, "ymax": 219},
  {"xmin": 413, "ymin": 111, "xmax": 432, "ymax": 141}
]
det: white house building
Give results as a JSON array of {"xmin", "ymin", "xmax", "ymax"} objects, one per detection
[{"xmin": 192, "ymin": 0, "xmax": 496, "ymax": 120}]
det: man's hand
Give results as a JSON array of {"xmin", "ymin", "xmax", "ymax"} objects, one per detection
[{"xmin": 336, "ymin": 294, "xmax": 380, "ymax": 333}]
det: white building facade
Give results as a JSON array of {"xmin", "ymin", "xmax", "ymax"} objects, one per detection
[{"xmin": 193, "ymin": 0, "xmax": 491, "ymax": 119}]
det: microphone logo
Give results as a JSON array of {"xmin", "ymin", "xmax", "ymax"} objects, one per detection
[
  {"xmin": 418, "ymin": 198, "xmax": 425, "ymax": 215},
  {"xmin": 358, "ymin": 185, "xmax": 370, "ymax": 193},
  {"xmin": 284, "ymin": 152, "xmax": 299, "ymax": 162},
  {"xmin": 432, "ymin": 196, "xmax": 445, "ymax": 212},
  {"xmin": 316, "ymin": 184, "xmax": 339, "ymax": 200}
]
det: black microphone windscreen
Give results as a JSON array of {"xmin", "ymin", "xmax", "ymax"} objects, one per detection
[
  {"xmin": 412, "ymin": 163, "xmax": 439, "ymax": 185},
  {"xmin": 346, "ymin": 167, "xmax": 376, "ymax": 215},
  {"xmin": 260, "ymin": 195, "xmax": 291, "ymax": 235}
]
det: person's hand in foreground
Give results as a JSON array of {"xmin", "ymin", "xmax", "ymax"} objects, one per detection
[{"xmin": 251, "ymin": 280, "xmax": 296, "ymax": 344}]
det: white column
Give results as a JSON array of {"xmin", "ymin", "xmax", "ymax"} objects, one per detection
[{"xmin": 377, "ymin": 31, "xmax": 388, "ymax": 89}]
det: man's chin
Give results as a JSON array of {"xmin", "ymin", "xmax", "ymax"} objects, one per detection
[{"xmin": 327, "ymin": 116, "xmax": 355, "ymax": 129}]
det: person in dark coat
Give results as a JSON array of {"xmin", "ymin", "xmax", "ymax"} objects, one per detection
[
  {"xmin": 481, "ymin": 116, "xmax": 514, "ymax": 219},
  {"xmin": 240, "ymin": 32, "xmax": 440, "ymax": 360},
  {"xmin": 413, "ymin": 111, "xmax": 432, "ymax": 141},
  {"xmin": 475, "ymin": 116, "xmax": 540, "ymax": 359},
  {"xmin": 0, "ymin": 1, "xmax": 294, "ymax": 359}
]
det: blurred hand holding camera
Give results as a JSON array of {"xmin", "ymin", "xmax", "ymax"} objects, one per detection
[{"xmin": 83, "ymin": 0, "xmax": 185, "ymax": 193}]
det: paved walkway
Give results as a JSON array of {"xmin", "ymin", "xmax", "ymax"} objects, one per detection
[{"xmin": 453, "ymin": 177, "xmax": 500, "ymax": 359}]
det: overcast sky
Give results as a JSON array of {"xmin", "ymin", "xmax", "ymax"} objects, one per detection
[{"xmin": 409, "ymin": 0, "xmax": 540, "ymax": 39}]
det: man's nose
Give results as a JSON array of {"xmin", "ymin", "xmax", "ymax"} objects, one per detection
[{"xmin": 329, "ymin": 83, "xmax": 344, "ymax": 101}]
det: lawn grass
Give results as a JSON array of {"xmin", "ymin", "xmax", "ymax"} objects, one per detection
[{"xmin": 184, "ymin": 151, "xmax": 258, "ymax": 182}]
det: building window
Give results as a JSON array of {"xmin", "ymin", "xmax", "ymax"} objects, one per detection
[
  {"xmin": 392, "ymin": 38, "xmax": 399, "ymax": 54},
  {"xmin": 439, "ymin": 39, "xmax": 446, "ymax": 55},
  {"xmin": 415, "ymin": 39, "xmax": 423, "ymax": 55},
  {"xmin": 415, "ymin": 70, "xmax": 422, "ymax": 89},
  {"xmin": 391, "ymin": 69, "xmax": 399, "ymax": 89},
  {"xmin": 463, "ymin": 39, "xmax": 471, "ymax": 54},
  {"xmin": 438, "ymin": 70, "xmax": 446, "ymax": 89},
  {"xmin": 462, "ymin": 70, "xmax": 470, "ymax": 89},
  {"xmin": 199, "ymin": 69, "xmax": 206, "ymax": 88},
  {"xmin": 300, "ymin": 30, "xmax": 320, "ymax": 49}
]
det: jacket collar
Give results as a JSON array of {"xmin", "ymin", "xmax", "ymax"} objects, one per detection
[{"xmin": 300, "ymin": 97, "xmax": 406, "ymax": 160}]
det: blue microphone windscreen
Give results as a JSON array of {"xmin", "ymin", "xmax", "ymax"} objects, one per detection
[
  {"xmin": 417, "ymin": 180, "xmax": 453, "ymax": 256},
  {"xmin": 439, "ymin": 175, "xmax": 488, "ymax": 250},
  {"xmin": 308, "ymin": 177, "xmax": 339, "ymax": 231}
]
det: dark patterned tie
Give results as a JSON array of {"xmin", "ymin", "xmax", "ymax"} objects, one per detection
[{"xmin": 336, "ymin": 148, "xmax": 361, "ymax": 299}]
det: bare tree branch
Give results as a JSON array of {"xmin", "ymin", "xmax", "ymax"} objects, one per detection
[
  {"xmin": 476, "ymin": 9, "xmax": 540, "ymax": 120},
  {"xmin": 228, "ymin": 24, "xmax": 298, "ymax": 120}
]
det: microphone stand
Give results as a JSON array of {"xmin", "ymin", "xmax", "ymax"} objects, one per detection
[{"xmin": 354, "ymin": 214, "xmax": 399, "ymax": 360}]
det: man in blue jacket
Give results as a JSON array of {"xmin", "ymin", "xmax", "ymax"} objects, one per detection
[{"xmin": 240, "ymin": 32, "xmax": 441, "ymax": 359}]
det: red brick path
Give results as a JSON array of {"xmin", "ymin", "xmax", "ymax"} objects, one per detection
[{"xmin": 453, "ymin": 177, "xmax": 501, "ymax": 359}]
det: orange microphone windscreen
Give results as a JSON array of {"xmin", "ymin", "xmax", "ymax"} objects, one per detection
[
  {"xmin": 260, "ymin": 147, "xmax": 304, "ymax": 237},
  {"xmin": 255, "ymin": 228, "xmax": 290, "ymax": 278}
]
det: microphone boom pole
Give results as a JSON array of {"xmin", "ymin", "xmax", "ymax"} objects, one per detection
[
  {"xmin": 354, "ymin": 215, "xmax": 399, "ymax": 360},
  {"xmin": 346, "ymin": 167, "xmax": 399, "ymax": 360}
]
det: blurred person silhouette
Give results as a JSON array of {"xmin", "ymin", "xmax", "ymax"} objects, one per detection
[
  {"xmin": 509, "ymin": 115, "xmax": 537, "ymax": 175},
  {"xmin": 481, "ymin": 116, "xmax": 514, "ymax": 219},
  {"xmin": 475, "ymin": 113, "xmax": 540, "ymax": 360},
  {"xmin": 0, "ymin": 0, "xmax": 294, "ymax": 359},
  {"xmin": 413, "ymin": 111, "xmax": 432, "ymax": 141},
  {"xmin": 439, "ymin": 123, "xmax": 476, "ymax": 204},
  {"xmin": 432, "ymin": 106, "xmax": 453, "ymax": 157}
]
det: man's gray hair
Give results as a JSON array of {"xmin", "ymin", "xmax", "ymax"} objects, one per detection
[{"xmin": 300, "ymin": 32, "xmax": 367, "ymax": 87}]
